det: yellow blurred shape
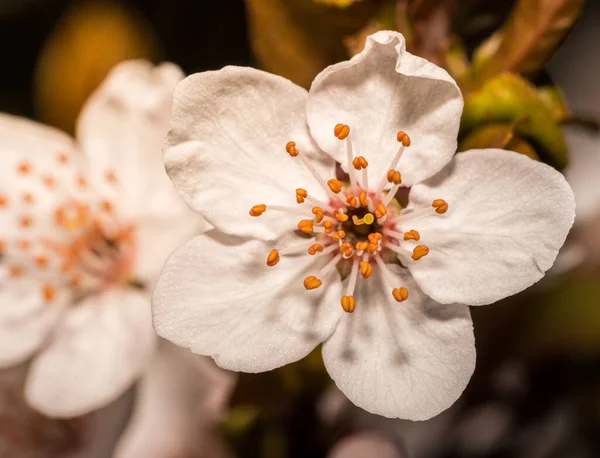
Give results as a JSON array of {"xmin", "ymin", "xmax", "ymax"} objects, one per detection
[
  {"xmin": 34, "ymin": 1, "xmax": 160, "ymax": 134},
  {"xmin": 313, "ymin": 0, "xmax": 362, "ymax": 7}
]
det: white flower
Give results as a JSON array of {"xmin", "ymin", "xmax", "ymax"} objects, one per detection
[
  {"xmin": 0, "ymin": 60, "xmax": 208, "ymax": 417},
  {"xmin": 153, "ymin": 31, "xmax": 575, "ymax": 420}
]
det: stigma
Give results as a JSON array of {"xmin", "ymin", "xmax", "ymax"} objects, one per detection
[{"xmin": 250, "ymin": 124, "xmax": 449, "ymax": 313}]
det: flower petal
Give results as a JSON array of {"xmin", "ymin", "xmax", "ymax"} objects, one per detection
[
  {"xmin": 114, "ymin": 340, "xmax": 235, "ymax": 458},
  {"xmin": 406, "ymin": 149, "xmax": 575, "ymax": 305},
  {"xmin": 163, "ymin": 66, "xmax": 336, "ymax": 241},
  {"xmin": 25, "ymin": 288, "xmax": 155, "ymax": 417},
  {"xmin": 322, "ymin": 266, "xmax": 475, "ymax": 420},
  {"xmin": 307, "ymin": 31, "xmax": 463, "ymax": 187},
  {"xmin": 153, "ymin": 231, "xmax": 344, "ymax": 372}
]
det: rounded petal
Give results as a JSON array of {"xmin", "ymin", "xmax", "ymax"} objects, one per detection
[
  {"xmin": 322, "ymin": 267, "xmax": 475, "ymax": 420},
  {"xmin": 163, "ymin": 66, "xmax": 336, "ymax": 241},
  {"xmin": 307, "ymin": 31, "xmax": 463, "ymax": 187},
  {"xmin": 406, "ymin": 149, "xmax": 576, "ymax": 305},
  {"xmin": 25, "ymin": 288, "xmax": 156, "ymax": 418},
  {"xmin": 152, "ymin": 231, "xmax": 344, "ymax": 372},
  {"xmin": 114, "ymin": 340, "xmax": 235, "ymax": 458},
  {"xmin": 328, "ymin": 433, "xmax": 405, "ymax": 458},
  {"xmin": 0, "ymin": 277, "xmax": 65, "ymax": 367}
]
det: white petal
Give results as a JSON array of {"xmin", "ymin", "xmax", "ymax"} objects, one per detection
[
  {"xmin": 153, "ymin": 231, "xmax": 344, "ymax": 372},
  {"xmin": 328, "ymin": 433, "xmax": 405, "ymax": 458},
  {"xmin": 307, "ymin": 31, "xmax": 463, "ymax": 187},
  {"xmin": 0, "ymin": 277, "xmax": 65, "ymax": 367},
  {"xmin": 25, "ymin": 288, "xmax": 156, "ymax": 417},
  {"xmin": 114, "ymin": 340, "xmax": 235, "ymax": 458},
  {"xmin": 322, "ymin": 266, "xmax": 475, "ymax": 420},
  {"xmin": 163, "ymin": 66, "xmax": 336, "ymax": 241},
  {"xmin": 406, "ymin": 149, "xmax": 575, "ymax": 305}
]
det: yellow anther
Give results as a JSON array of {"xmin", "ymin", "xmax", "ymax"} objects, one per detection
[
  {"xmin": 360, "ymin": 261, "xmax": 373, "ymax": 279},
  {"xmin": 266, "ymin": 249, "xmax": 280, "ymax": 266},
  {"xmin": 286, "ymin": 141, "xmax": 299, "ymax": 157},
  {"xmin": 346, "ymin": 194, "xmax": 358, "ymax": 207},
  {"xmin": 412, "ymin": 245, "xmax": 430, "ymax": 261},
  {"xmin": 334, "ymin": 123, "xmax": 350, "ymax": 140},
  {"xmin": 304, "ymin": 276, "xmax": 322, "ymax": 290},
  {"xmin": 397, "ymin": 131, "xmax": 411, "ymax": 147},
  {"xmin": 307, "ymin": 243, "xmax": 324, "ymax": 255},
  {"xmin": 333, "ymin": 230, "xmax": 346, "ymax": 241},
  {"xmin": 340, "ymin": 242, "xmax": 354, "ymax": 257},
  {"xmin": 324, "ymin": 220, "xmax": 334, "ymax": 234},
  {"xmin": 42, "ymin": 284, "xmax": 57, "ymax": 303},
  {"xmin": 375, "ymin": 203, "xmax": 387, "ymax": 219},
  {"xmin": 296, "ymin": 188, "xmax": 308, "ymax": 204},
  {"xmin": 363, "ymin": 213, "xmax": 375, "ymax": 225},
  {"xmin": 327, "ymin": 179, "xmax": 343, "ymax": 194},
  {"xmin": 334, "ymin": 211, "xmax": 349, "ymax": 222},
  {"xmin": 312, "ymin": 206, "xmax": 323, "ymax": 215},
  {"xmin": 298, "ymin": 220, "xmax": 314, "ymax": 234},
  {"xmin": 403, "ymin": 229, "xmax": 420, "ymax": 241},
  {"xmin": 352, "ymin": 156, "xmax": 368, "ymax": 170},
  {"xmin": 386, "ymin": 169, "xmax": 402, "ymax": 185},
  {"xmin": 249, "ymin": 204, "xmax": 267, "ymax": 217},
  {"xmin": 359, "ymin": 190, "xmax": 368, "ymax": 207},
  {"xmin": 392, "ymin": 287, "xmax": 409, "ymax": 302},
  {"xmin": 367, "ymin": 242, "xmax": 379, "ymax": 253},
  {"xmin": 355, "ymin": 241, "xmax": 369, "ymax": 252},
  {"xmin": 432, "ymin": 199, "xmax": 449, "ymax": 214},
  {"xmin": 341, "ymin": 295, "xmax": 356, "ymax": 313}
]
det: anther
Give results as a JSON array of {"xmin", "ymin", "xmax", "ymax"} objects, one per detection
[
  {"xmin": 340, "ymin": 295, "xmax": 356, "ymax": 313},
  {"xmin": 346, "ymin": 194, "xmax": 358, "ymax": 207},
  {"xmin": 360, "ymin": 261, "xmax": 373, "ymax": 279},
  {"xmin": 286, "ymin": 141, "xmax": 299, "ymax": 157},
  {"xmin": 327, "ymin": 179, "xmax": 342, "ymax": 194},
  {"xmin": 334, "ymin": 211, "xmax": 349, "ymax": 222},
  {"xmin": 307, "ymin": 244, "xmax": 324, "ymax": 255},
  {"xmin": 43, "ymin": 175, "xmax": 56, "ymax": 188},
  {"xmin": 249, "ymin": 204, "xmax": 267, "ymax": 217},
  {"xmin": 17, "ymin": 162, "xmax": 31, "ymax": 175},
  {"xmin": 333, "ymin": 230, "xmax": 346, "ymax": 241},
  {"xmin": 323, "ymin": 220, "xmax": 334, "ymax": 234},
  {"xmin": 266, "ymin": 249, "xmax": 280, "ymax": 266},
  {"xmin": 312, "ymin": 206, "xmax": 324, "ymax": 223},
  {"xmin": 375, "ymin": 203, "xmax": 387, "ymax": 219},
  {"xmin": 403, "ymin": 230, "xmax": 420, "ymax": 241},
  {"xmin": 340, "ymin": 242, "xmax": 354, "ymax": 258},
  {"xmin": 386, "ymin": 169, "xmax": 402, "ymax": 185},
  {"xmin": 18, "ymin": 240, "xmax": 31, "ymax": 251},
  {"xmin": 392, "ymin": 287, "xmax": 409, "ymax": 302},
  {"xmin": 77, "ymin": 176, "xmax": 88, "ymax": 188},
  {"xmin": 355, "ymin": 241, "xmax": 369, "ymax": 252},
  {"xmin": 20, "ymin": 216, "xmax": 33, "ymax": 228},
  {"xmin": 298, "ymin": 220, "xmax": 314, "ymax": 234},
  {"xmin": 432, "ymin": 199, "xmax": 449, "ymax": 214},
  {"xmin": 359, "ymin": 191, "xmax": 368, "ymax": 207},
  {"xmin": 0, "ymin": 196, "xmax": 7, "ymax": 208},
  {"xmin": 352, "ymin": 156, "xmax": 368, "ymax": 170},
  {"xmin": 296, "ymin": 188, "xmax": 308, "ymax": 204},
  {"xmin": 368, "ymin": 232, "xmax": 382, "ymax": 243},
  {"xmin": 42, "ymin": 284, "xmax": 56, "ymax": 302},
  {"xmin": 334, "ymin": 124, "xmax": 350, "ymax": 140},
  {"xmin": 396, "ymin": 131, "xmax": 411, "ymax": 147},
  {"xmin": 412, "ymin": 245, "xmax": 430, "ymax": 261},
  {"xmin": 22, "ymin": 193, "xmax": 34, "ymax": 205},
  {"xmin": 9, "ymin": 265, "xmax": 24, "ymax": 277},
  {"xmin": 35, "ymin": 256, "xmax": 49, "ymax": 268},
  {"xmin": 58, "ymin": 153, "xmax": 69, "ymax": 164},
  {"xmin": 105, "ymin": 170, "xmax": 117, "ymax": 184},
  {"xmin": 304, "ymin": 276, "xmax": 323, "ymax": 290}
]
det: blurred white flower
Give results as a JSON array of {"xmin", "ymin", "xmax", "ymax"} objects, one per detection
[
  {"xmin": 0, "ymin": 60, "xmax": 210, "ymax": 418},
  {"xmin": 153, "ymin": 31, "xmax": 574, "ymax": 420}
]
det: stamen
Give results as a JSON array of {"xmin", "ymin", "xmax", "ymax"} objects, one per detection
[
  {"xmin": 58, "ymin": 153, "xmax": 70, "ymax": 164},
  {"xmin": 355, "ymin": 241, "xmax": 368, "ymax": 253},
  {"xmin": 375, "ymin": 131, "xmax": 411, "ymax": 194},
  {"xmin": 20, "ymin": 216, "xmax": 33, "ymax": 228},
  {"xmin": 374, "ymin": 203, "xmax": 387, "ymax": 219},
  {"xmin": 327, "ymin": 179, "xmax": 342, "ymax": 194},
  {"xmin": 338, "ymin": 125, "xmax": 358, "ymax": 190},
  {"xmin": 22, "ymin": 193, "xmax": 34, "ymax": 205},
  {"xmin": 341, "ymin": 296, "xmax": 356, "ymax": 313},
  {"xmin": 304, "ymin": 276, "xmax": 323, "ymax": 290},
  {"xmin": 386, "ymin": 169, "xmax": 402, "ymax": 185},
  {"xmin": 323, "ymin": 220, "xmax": 334, "ymax": 234},
  {"xmin": 286, "ymin": 141, "xmax": 300, "ymax": 157},
  {"xmin": 278, "ymin": 240, "xmax": 318, "ymax": 256},
  {"xmin": 340, "ymin": 242, "xmax": 354, "ymax": 258},
  {"xmin": 35, "ymin": 256, "xmax": 49, "ymax": 268},
  {"xmin": 105, "ymin": 170, "xmax": 118, "ymax": 184},
  {"xmin": 412, "ymin": 245, "xmax": 430, "ymax": 261},
  {"xmin": 101, "ymin": 200, "xmax": 113, "ymax": 213},
  {"xmin": 42, "ymin": 284, "xmax": 56, "ymax": 302},
  {"xmin": 296, "ymin": 188, "xmax": 307, "ymax": 203},
  {"xmin": 432, "ymin": 199, "xmax": 449, "ymax": 214},
  {"xmin": 346, "ymin": 194, "xmax": 358, "ymax": 207},
  {"xmin": 332, "ymin": 230, "xmax": 346, "ymax": 242},
  {"xmin": 312, "ymin": 206, "xmax": 324, "ymax": 223},
  {"xmin": 17, "ymin": 162, "xmax": 31, "ymax": 175},
  {"xmin": 297, "ymin": 220, "xmax": 314, "ymax": 234},
  {"xmin": 392, "ymin": 287, "xmax": 409, "ymax": 302},
  {"xmin": 9, "ymin": 265, "xmax": 24, "ymax": 277},
  {"xmin": 43, "ymin": 175, "xmax": 56, "ymax": 188},
  {"xmin": 352, "ymin": 156, "xmax": 368, "ymax": 170},
  {"xmin": 333, "ymin": 124, "xmax": 350, "ymax": 140},
  {"xmin": 403, "ymin": 230, "xmax": 420, "ymax": 241},
  {"xmin": 0, "ymin": 196, "xmax": 7, "ymax": 208},
  {"xmin": 334, "ymin": 210, "xmax": 349, "ymax": 222},
  {"xmin": 307, "ymin": 243, "xmax": 324, "ymax": 255},
  {"xmin": 360, "ymin": 261, "xmax": 373, "ymax": 279},
  {"xmin": 266, "ymin": 249, "xmax": 280, "ymax": 266},
  {"xmin": 358, "ymin": 191, "xmax": 368, "ymax": 207}
]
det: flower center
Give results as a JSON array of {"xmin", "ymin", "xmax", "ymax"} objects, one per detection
[{"xmin": 250, "ymin": 124, "xmax": 448, "ymax": 313}]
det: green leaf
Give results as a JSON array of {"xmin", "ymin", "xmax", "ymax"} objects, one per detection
[
  {"xmin": 468, "ymin": 0, "xmax": 585, "ymax": 81},
  {"xmin": 458, "ymin": 123, "xmax": 539, "ymax": 160},
  {"xmin": 460, "ymin": 73, "xmax": 568, "ymax": 169},
  {"xmin": 537, "ymin": 85, "xmax": 571, "ymax": 122}
]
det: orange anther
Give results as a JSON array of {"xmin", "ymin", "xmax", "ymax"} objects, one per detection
[
  {"xmin": 0, "ymin": 240, "xmax": 4, "ymax": 253},
  {"xmin": 403, "ymin": 230, "xmax": 420, "ymax": 241},
  {"xmin": 327, "ymin": 179, "xmax": 342, "ymax": 194},
  {"xmin": 333, "ymin": 230, "xmax": 346, "ymax": 241},
  {"xmin": 375, "ymin": 204, "xmax": 387, "ymax": 219},
  {"xmin": 20, "ymin": 216, "xmax": 33, "ymax": 228},
  {"xmin": 307, "ymin": 243, "xmax": 324, "ymax": 255},
  {"xmin": 346, "ymin": 194, "xmax": 358, "ymax": 206},
  {"xmin": 323, "ymin": 220, "xmax": 334, "ymax": 234},
  {"xmin": 392, "ymin": 287, "xmax": 409, "ymax": 302},
  {"xmin": 266, "ymin": 249, "xmax": 280, "ymax": 266},
  {"xmin": 249, "ymin": 204, "xmax": 267, "ymax": 217},
  {"xmin": 386, "ymin": 169, "xmax": 402, "ymax": 185},
  {"xmin": 359, "ymin": 261, "xmax": 373, "ymax": 279},
  {"xmin": 0, "ymin": 195, "xmax": 7, "ymax": 208},
  {"xmin": 17, "ymin": 162, "xmax": 31, "ymax": 174},
  {"xmin": 367, "ymin": 242, "xmax": 379, "ymax": 253},
  {"xmin": 311, "ymin": 206, "xmax": 324, "ymax": 223},
  {"xmin": 304, "ymin": 276, "xmax": 322, "ymax": 290},
  {"xmin": 43, "ymin": 175, "xmax": 56, "ymax": 188},
  {"xmin": 359, "ymin": 190, "xmax": 368, "ymax": 207},
  {"xmin": 334, "ymin": 124, "xmax": 350, "ymax": 140},
  {"xmin": 18, "ymin": 240, "xmax": 31, "ymax": 251},
  {"xmin": 296, "ymin": 188, "xmax": 308, "ymax": 203},
  {"xmin": 396, "ymin": 131, "xmax": 411, "ymax": 147},
  {"xmin": 432, "ymin": 199, "xmax": 448, "ymax": 214},
  {"xmin": 42, "ymin": 284, "xmax": 56, "ymax": 302},
  {"xmin": 412, "ymin": 245, "xmax": 430, "ymax": 261},
  {"xmin": 340, "ymin": 295, "xmax": 356, "ymax": 313},
  {"xmin": 22, "ymin": 193, "xmax": 34, "ymax": 205},
  {"xmin": 35, "ymin": 256, "xmax": 49, "ymax": 268},
  {"xmin": 9, "ymin": 265, "xmax": 24, "ymax": 277},
  {"xmin": 298, "ymin": 220, "xmax": 314, "ymax": 234},
  {"xmin": 368, "ymin": 232, "xmax": 382, "ymax": 243},
  {"xmin": 77, "ymin": 176, "xmax": 88, "ymax": 188},
  {"xmin": 334, "ymin": 211, "xmax": 349, "ymax": 222},
  {"xmin": 105, "ymin": 170, "xmax": 117, "ymax": 183},
  {"xmin": 340, "ymin": 242, "xmax": 354, "ymax": 257},
  {"xmin": 352, "ymin": 156, "xmax": 368, "ymax": 170},
  {"xmin": 355, "ymin": 241, "xmax": 369, "ymax": 252},
  {"xmin": 58, "ymin": 153, "xmax": 69, "ymax": 164},
  {"xmin": 286, "ymin": 141, "xmax": 300, "ymax": 157}
]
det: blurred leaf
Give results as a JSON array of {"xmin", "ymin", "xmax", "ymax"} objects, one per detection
[
  {"xmin": 458, "ymin": 123, "xmax": 539, "ymax": 160},
  {"xmin": 461, "ymin": 73, "xmax": 568, "ymax": 169},
  {"xmin": 34, "ymin": 1, "xmax": 160, "ymax": 135},
  {"xmin": 313, "ymin": 0, "xmax": 363, "ymax": 7},
  {"xmin": 537, "ymin": 85, "xmax": 571, "ymax": 122},
  {"xmin": 344, "ymin": 1, "xmax": 399, "ymax": 56},
  {"xmin": 222, "ymin": 405, "xmax": 261, "ymax": 436},
  {"xmin": 468, "ymin": 0, "xmax": 585, "ymax": 82},
  {"xmin": 408, "ymin": 0, "xmax": 455, "ymax": 67},
  {"xmin": 246, "ymin": 0, "xmax": 377, "ymax": 88},
  {"xmin": 445, "ymin": 39, "xmax": 470, "ymax": 80}
]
